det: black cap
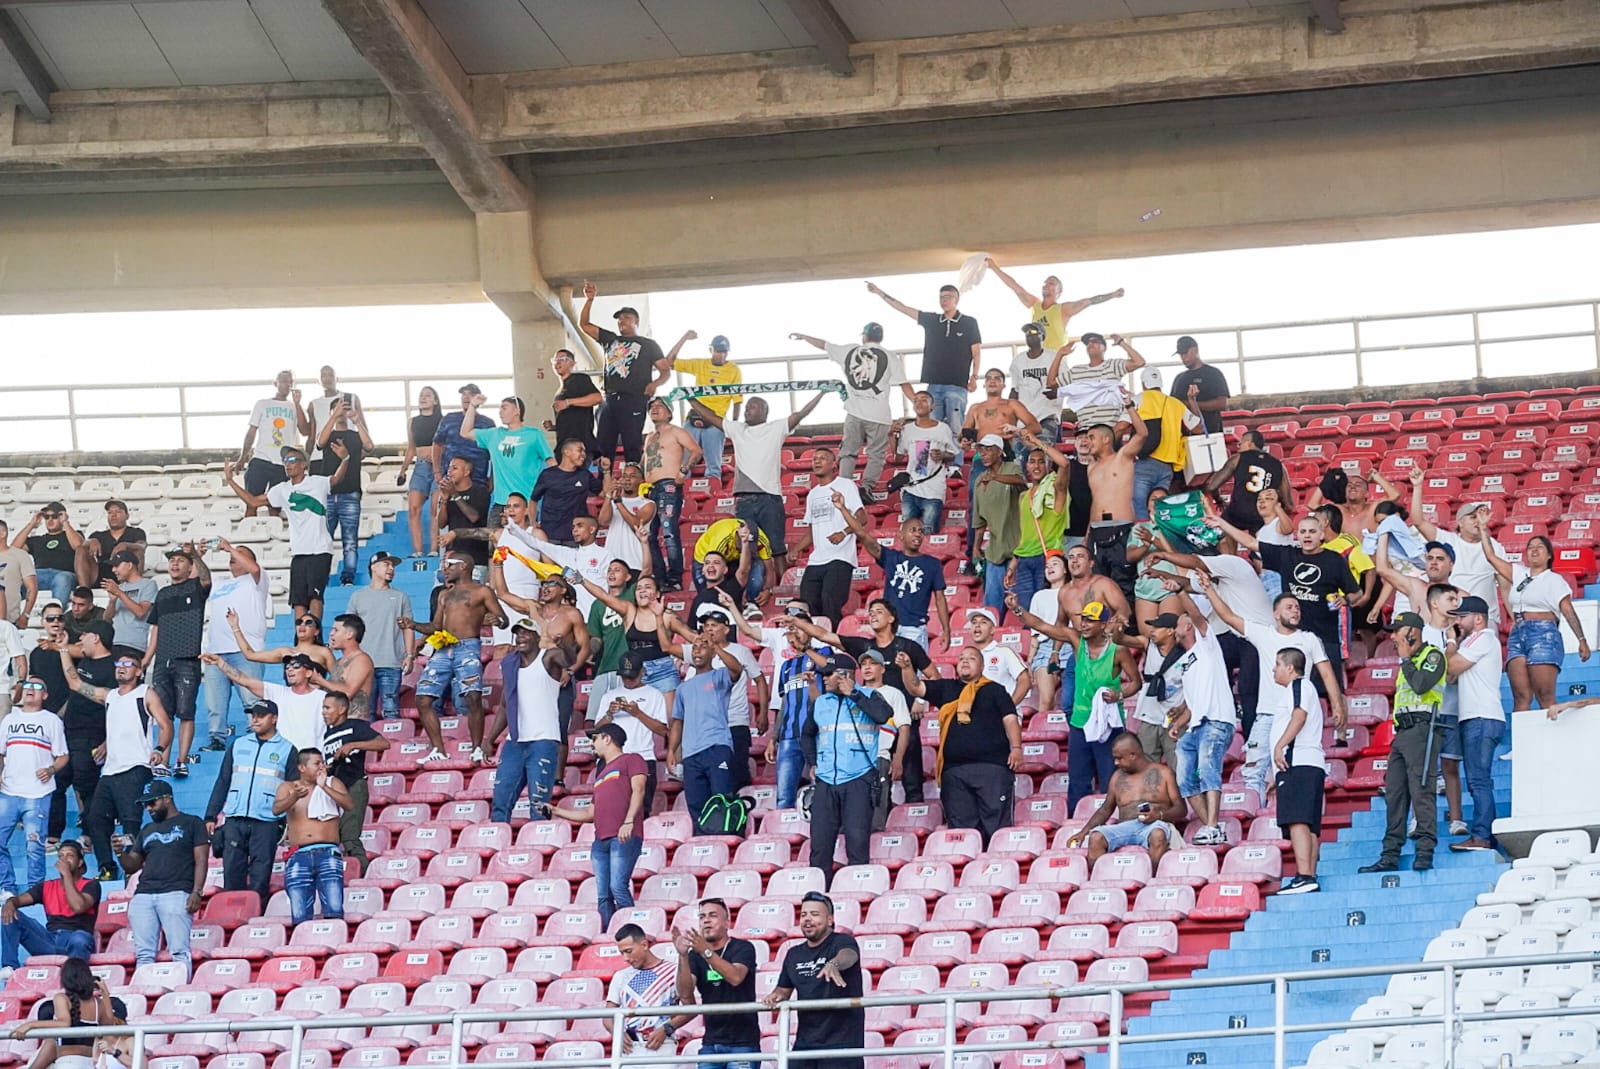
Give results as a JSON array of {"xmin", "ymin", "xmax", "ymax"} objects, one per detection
[
  {"xmin": 613, "ymin": 306, "xmax": 640, "ymax": 321},
  {"xmin": 247, "ymin": 699, "xmax": 280, "ymax": 718},
  {"xmin": 164, "ymin": 546, "xmax": 195, "ymax": 561},
  {"xmin": 1385, "ymin": 612, "xmax": 1426, "ymax": 632},
  {"xmin": 136, "ymin": 780, "xmax": 174, "ymax": 805},
  {"xmin": 368, "ymin": 551, "xmax": 401, "ymax": 571},
  {"xmin": 619, "ymin": 651, "xmax": 645, "ymax": 678},
  {"xmin": 587, "ymin": 723, "xmax": 627, "ymax": 748},
  {"xmin": 81, "ymin": 620, "xmax": 114, "ymax": 649},
  {"xmin": 861, "ymin": 322, "xmax": 884, "ymax": 343},
  {"xmin": 1449, "ymin": 596, "xmax": 1490, "ymax": 617},
  {"xmin": 104, "ymin": 499, "xmax": 128, "ymax": 512},
  {"xmin": 1146, "ymin": 613, "xmax": 1181, "ymax": 629},
  {"xmin": 825, "ymin": 654, "xmax": 858, "ymax": 675},
  {"xmin": 109, "ymin": 549, "xmax": 140, "ymax": 566},
  {"xmin": 1176, "ymin": 335, "xmax": 1199, "ymax": 354},
  {"xmin": 283, "ymin": 653, "xmax": 319, "ymax": 672},
  {"xmin": 42, "ymin": 501, "xmax": 66, "ymax": 514}
]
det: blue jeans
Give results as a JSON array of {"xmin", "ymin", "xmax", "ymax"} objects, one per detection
[
  {"xmin": 591, "ymin": 835, "xmax": 642, "ymax": 930},
  {"xmin": 130, "ymin": 890, "xmax": 193, "ymax": 977},
  {"xmin": 682, "ymin": 745, "xmax": 733, "ymax": 823},
  {"xmin": 1461, "ymin": 717, "xmax": 1506, "ymax": 842},
  {"xmin": 1011, "ymin": 554, "xmax": 1046, "ymax": 617},
  {"xmin": 35, "ymin": 568, "xmax": 74, "ymax": 606},
  {"xmin": 900, "ymin": 493, "xmax": 945, "ymax": 534},
  {"xmin": 775, "ymin": 738, "xmax": 806, "ymax": 810},
  {"xmin": 648, "ymin": 480, "xmax": 684, "ymax": 586},
  {"xmin": 982, "ymin": 558, "xmax": 1010, "ymax": 622},
  {"xmin": 0, "ymin": 793, "xmax": 49, "ymax": 892},
  {"xmin": 1, "ymin": 911, "xmax": 96, "ymax": 968},
  {"xmin": 203, "ymin": 652, "xmax": 264, "ymax": 739},
  {"xmin": 688, "ymin": 423, "xmax": 727, "ymax": 481},
  {"xmin": 491, "ymin": 738, "xmax": 559, "ymax": 823},
  {"xmin": 325, "ymin": 492, "xmax": 362, "ymax": 581},
  {"xmin": 1133, "ymin": 457, "xmax": 1176, "ymax": 521},
  {"xmin": 926, "ymin": 384, "xmax": 968, "ymax": 461},
  {"xmin": 285, "ymin": 844, "xmax": 345, "ymax": 924},
  {"xmin": 1177, "ymin": 719, "xmax": 1235, "ymax": 798},
  {"xmin": 373, "ymin": 666, "xmax": 402, "ymax": 720},
  {"xmin": 700, "ymin": 1045, "xmax": 759, "ymax": 1069}
]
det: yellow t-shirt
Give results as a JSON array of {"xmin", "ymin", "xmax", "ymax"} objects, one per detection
[
  {"xmin": 676, "ymin": 359, "xmax": 744, "ymax": 417},
  {"xmin": 1324, "ymin": 533, "xmax": 1375, "ymax": 580},
  {"xmin": 1138, "ymin": 391, "xmax": 1188, "ymax": 470},
  {"xmin": 694, "ymin": 518, "xmax": 773, "ymax": 565},
  {"xmin": 1029, "ymin": 302, "xmax": 1068, "ymax": 352}
]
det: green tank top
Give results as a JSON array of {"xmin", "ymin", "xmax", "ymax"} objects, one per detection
[
  {"xmin": 1014, "ymin": 480, "xmax": 1067, "ymax": 558},
  {"xmin": 1072, "ymin": 636, "xmax": 1121, "ymax": 730}
]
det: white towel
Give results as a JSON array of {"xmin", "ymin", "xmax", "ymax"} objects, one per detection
[
  {"xmin": 1084, "ymin": 689, "xmax": 1126, "ymax": 745},
  {"xmin": 307, "ymin": 785, "xmax": 342, "ymax": 821},
  {"xmin": 1058, "ymin": 380, "xmax": 1126, "ymax": 419},
  {"xmin": 957, "ymin": 252, "xmax": 990, "ymax": 293}
]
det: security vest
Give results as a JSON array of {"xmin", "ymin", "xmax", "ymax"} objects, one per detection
[
  {"xmin": 1393, "ymin": 645, "xmax": 1445, "ymax": 719},
  {"xmin": 218, "ymin": 732, "xmax": 298, "ymax": 822}
]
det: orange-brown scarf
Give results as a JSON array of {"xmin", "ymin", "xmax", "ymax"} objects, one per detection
[{"xmin": 935, "ymin": 677, "xmax": 991, "ymax": 780}]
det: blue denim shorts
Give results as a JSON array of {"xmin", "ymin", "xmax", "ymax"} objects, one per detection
[
  {"xmin": 1436, "ymin": 714, "xmax": 1463, "ymax": 762},
  {"xmin": 1507, "ymin": 618, "xmax": 1564, "ymax": 667},
  {"xmin": 409, "ymin": 456, "xmax": 436, "ymax": 497},
  {"xmin": 1090, "ymin": 817, "xmax": 1176, "ymax": 851},
  {"xmin": 1029, "ymin": 637, "xmax": 1058, "ymax": 673},
  {"xmin": 642, "ymin": 654, "xmax": 679, "ymax": 694},
  {"xmin": 1177, "ymin": 718, "xmax": 1234, "ymax": 797},
  {"xmin": 415, "ymin": 638, "xmax": 484, "ymax": 700}
]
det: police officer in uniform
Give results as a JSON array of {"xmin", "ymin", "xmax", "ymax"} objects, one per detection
[{"xmin": 1359, "ymin": 612, "xmax": 1448, "ymax": 873}]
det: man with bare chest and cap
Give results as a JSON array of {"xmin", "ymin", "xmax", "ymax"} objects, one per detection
[
  {"xmin": 1077, "ymin": 402, "xmax": 1148, "ymax": 608},
  {"xmin": 403, "ymin": 554, "xmax": 508, "ymax": 767}
]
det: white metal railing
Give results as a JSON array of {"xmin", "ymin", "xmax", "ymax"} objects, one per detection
[
  {"xmin": 3, "ymin": 297, "xmax": 1598, "ymax": 455},
  {"xmin": 24, "ymin": 950, "xmax": 1600, "ymax": 1069}
]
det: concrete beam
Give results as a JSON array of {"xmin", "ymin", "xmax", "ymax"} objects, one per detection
[
  {"xmin": 320, "ymin": 0, "xmax": 527, "ymax": 213},
  {"xmin": 782, "ymin": 0, "xmax": 855, "ymax": 76},
  {"xmin": 1309, "ymin": 0, "xmax": 1345, "ymax": 34},
  {"xmin": 0, "ymin": 9, "xmax": 53, "ymax": 122}
]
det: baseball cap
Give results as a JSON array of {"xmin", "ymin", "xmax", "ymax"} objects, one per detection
[
  {"xmin": 825, "ymin": 654, "xmax": 858, "ymax": 675},
  {"xmin": 695, "ymin": 603, "xmax": 735, "ymax": 626},
  {"xmin": 1449, "ymin": 595, "xmax": 1490, "ymax": 617},
  {"xmin": 1456, "ymin": 501, "xmax": 1490, "ymax": 526},
  {"xmin": 1385, "ymin": 611, "xmax": 1426, "ymax": 632},
  {"xmin": 968, "ymin": 607, "xmax": 999, "ymax": 627},
  {"xmin": 164, "ymin": 546, "xmax": 195, "ymax": 561},
  {"xmin": 784, "ymin": 601, "xmax": 812, "ymax": 619},
  {"xmin": 109, "ymin": 549, "xmax": 140, "ymax": 566},
  {"xmin": 1424, "ymin": 540, "xmax": 1456, "ymax": 563},
  {"xmin": 41, "ymin": 501, "xmax": 66, "ymax": 514},
  {"xmin": 1146, "ymin": 612, "xmax": 1181, "ymax": 629},
  {"xmin": 977, "ymin": 433, "xmax": 1005, "ymax": 449},
  {"xmin": 283, "ymin": 653, "xmax": 320, "ymax": 672},
  {"xmin": 619, "ymin": 651, "xmax": 645, "ymax": 677},
  {"xmin": 458, "ymin": 383, "xmax": 482, "ymax": 395},
  {"xmin": 587, "ymin": 723, "xmax": 627, "ymax": 748},
  {"xmin": 613, "ymin": 306, "xmax": 640, "ymax": 321},
  {"xmin": 862, "ymin": 322, "xmax": 884, "ymax": 342},
  {"xmin": 247, "ymin": 700, "xmax": 280, "ymax": 718},
  {"xmin": 81, "ymin": 620, "xmax": 114, "ymax": 648},
  {"xmin": 1139, "ymin": 367, "xmax": 1162, "ymax": 391},
  {"xmin": 103, "ymin": 499, "xmax": 128, "ymax": 512},
  {"xmin": 1079, "ymin": 601, "xmax": 1110, "ymax": 622},
  {"xmin": 368, "ymin": 551, "xmax": 401, "ymax": 571},
  {"xmin": 1176, "ymin": 335, "xmax": 1199, "ymax": 354},
  {"xmin": 857, "ymin": 648, "xmax": 888, "ymax": 665},
  {"xmin": 510, "ymin": 618, "xmax": 539, "ymax": 633},
  {"xmin": 1080, "ymin": 332, "xmax": 1105, "ymax": 346},
  {"xmin": 136, "ymin": 780, "xmax": 174, "ymax": 805},
  {"xmin": 1020, "ymin": 322, "xmax": 1045, "ymax": 339},
  {"xmin": 711, "ymin": 334, "xmax": 731, "ymax": 351}
]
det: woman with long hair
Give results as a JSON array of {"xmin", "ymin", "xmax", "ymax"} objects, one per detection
[
  {"xmin": 576, "ymin": 573, "xmax": 679, "ymax": 696},
  {"xmin": 9, "ymin": 958, "xmax": 115, "ymax": 1067},
  {"xmin": 1483, "ymin": 534, "xmax": 1591, "ymax": 711},
  {"xmin": 228, "ymin": 608, "xmax": 336, "ymax": 677},
  {"xmin": 397, "ymin": 386, "xmax": 443, "ymax": 557}
]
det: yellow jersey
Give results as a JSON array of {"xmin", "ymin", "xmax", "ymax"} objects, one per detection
[
  {"xmin": 677, "ymin": 359, "xmax": 744, "ymax": 417},
  {"xmin": 1138, "ymin": 391, "xmax": 1189, "ymax": 470},
  {"xmin": 1029, "ymin": 301, "xmax": 1069, "ymax": 352}
]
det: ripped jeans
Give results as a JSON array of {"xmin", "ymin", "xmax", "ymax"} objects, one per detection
[{"xmin": 0, "ymin": 793, "xmax": 49, "ymax": 892}]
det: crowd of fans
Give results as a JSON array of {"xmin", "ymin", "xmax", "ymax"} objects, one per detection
[{"xmin": 0, "ymin": 263, "xmax": 1592, "ymax": 1067}]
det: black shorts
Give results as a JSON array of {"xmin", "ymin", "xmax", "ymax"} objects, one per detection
[
  {"xmin": 289, "ymin": 554, "xmax": 333, "ymax": 608},
  {"xmin": 1274, "ymin": 765, "xmax": 1326, "ymax": 834},
  {"xmin": 245, "ymin": 458, "xmax": 288, "ymax": 497}
]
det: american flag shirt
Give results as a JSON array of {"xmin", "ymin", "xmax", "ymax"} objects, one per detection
[{"xmin": 608, "ymin": 952, "xmax": 680, "ymax": 1041}]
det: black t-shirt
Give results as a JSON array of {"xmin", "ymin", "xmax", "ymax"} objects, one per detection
[
  {"xmin": 62, "ymin": 610, "xmax": 98, "ymax": 647},
  {"xmin": 322, "ymin": 717, "xmax": 380, "ymax": 787},
  {"xmin": 133, "ymin": 812, "xmax": 209, "ymax": 896},
  {"xmin": 555, "ymin": 372, "xmax": 601, "ymax": 446},
  {"xmin": 1169, "ymin": 365, "xmax": 1230, "ymax": 434},
  {"xmin": 29, "ymin": 645, "xmax": 69, "ymax": 714},
  {"xmin": 690, "ymin": 937, "xmax": 760, "ymax": 1047},
  {"xmin": 1222, "ymin": 450, "xmax": 1288, "ymax": 531},
  {"xmin": 26, "ymin": 533, "xmax": 75, "ymax": 572},
  {"xmin": 1258, "ymin": 544, "xmax": 1358, "ymax": 653},
  {"xmin": 444, "ymin": 483, "xmax": 492, "ymax": 567},
  {"xmin": 314, "ymin": 431, "xmax": 364, "ymax": 495},
  {"xmin": 840, "ymin": 635, "xmax": 930, "ymax": 707},
  {"xmin": 594, "ymin": 328, "xmax": 666, "ymax": 397},
  {"xmin": 89, "ymin": 527, "xmax": 147, "ymax": 562},
  {"xmin": 915, "ymin": 311, "xmax": 982, "ymax": 386},
  {"xmin": 63, "ymin": 655, "xmax": 113, "ymax": 742},
  {"xmin": 26, "ymin": 877, "xmax": 101, "ymax": 932},
  {"xmin": 410, "ymin": 412, "xmax": 443, "ymax": 449},
  {"xmin": 531, "ymin": 466, "xmax": 600, "ymax": 544},
  {"xmin": 149, "ymin": 578, "xmax": 209, "ymax": 661},
  {"xmin": 778, "ymin": 930, "xmax": 865, "ymax": 1050},
  {"xmin": 922, "ymin": 678, "xmax": 1017, "ymax": 768},
  {"xmin": 693, "ymin": 571, "xmax": 744, "ymax": 613}
]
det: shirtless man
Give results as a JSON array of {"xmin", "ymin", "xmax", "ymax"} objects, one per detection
[
  {"xmin": 639, "ymin": 399, "xmax": 702, "ymax": 592},
  {"xmin": 402, "ymin": 554, "xmax": 508, "ymax": 765},
  {"xmin": 272, "ymin": 748, "xmax": 353, "ymax": 924},
  {"xmin": 1311, "ymin": 466, "xmax": 1401, "ymax": 540},
  {"xmin": 1078, "ymin": 398, "xmax": 1149, "ymax": 607},
  {"xmin": 1059, "ymin": 543, "xmax": 1133, "ymax": 632},
  {"xmin": 1069, "ymin": 733, "xmax": 1185, "ymax": 867},
  {"xmin": 960, "ymin": 370, "xmax": 1042, "ymax": 453},
  {"xmin": 308, "ymin": 613, "xmax": 375, "ymax": 722},
  {"xmin": 489, "ymin": 567, "xmax": 591, "ymax": 776}
]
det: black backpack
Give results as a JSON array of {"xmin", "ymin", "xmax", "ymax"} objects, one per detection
[{"xmin": 696, "ymin": 793, "xmax": 754, "ymax": 837}]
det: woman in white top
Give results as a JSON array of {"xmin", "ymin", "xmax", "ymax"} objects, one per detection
[
  {"xmin": 1483, "ymin": 535, "xmax": 1591, "ymax": 712},
  {"xmin": 1026, "ymin": 551, "xmax": 1069, "ymax": 712}
]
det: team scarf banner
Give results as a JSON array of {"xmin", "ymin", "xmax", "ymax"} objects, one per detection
[{"xmin": 664, "ymin": 380, "xmax": 848, "ymax": 405}]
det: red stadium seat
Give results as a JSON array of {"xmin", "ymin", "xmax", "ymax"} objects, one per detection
[
  {"xmin": 1432, "ymin": 450, "xmax": 1481, "ymax": 479},
  {"xmin": 1510, "ymin": 493, "xmax": 1563, "ymax": 523},
  {"xmin": 1335, "ymin": 436, "xmax": 1386, "ymax": 460},
  {"xmin": 927, "ymin": 891, "xmax": 995, "ymax": 933},
  {"xmin": 1502, "ymin": 425, "xmax": 1550, "ymax": 448},
  {"xmin": 256, "ymin": 955, "xmax": 318, "ymax": 994},
  {"xmin": 1537, "ymin": 441, "xmax": 1592, "ymax": 471},
  {"xmin": 1404, "ymin": 407, "xmax": 1456, "ymax": 431},
  {"xmin": 1289, "ymin": 442, "xmax": 1335, "ymax": 463},
  {"xmin": 1191, "ymin": 881, "xmax": 1262, "ymax": 922},
  {"xmin": 1297, "ymin": 415, "xmax": 1351, "ymax": 440},
  {"xmin": 1378, "ymin": 451, "xmax": 1429, "ymax": 479},
  {"xmin": 1455, "ymin": 402, "xmax": 1509, "ymax": 429},
  {"xmin": 1255, "ymin": 419, "xmax": 1301, "ymax": 442},
  {"xmin": 1556, "ymin": 518, "xmax": 1600, "ymax": 545},
  {"xmin": 1481, "ymin": 445, "xmax": 1536, "ymax": 476},
  {"xmin": 1509, "ymin": 398, "xmax": 1563, "ymax": 425},
  {"xmin": 906, "ymin": 930, "xmax": 970, "ymax": 969},
  {"xmin": 1444, "ymin": 428, "xmax": 1494, "ymax": 450},
  {"xmin": 1013, "ymin": 795, "xmax": 1069, "ymax": 830},
  {"xmin": 1353, "ymin": 411, "xmax": 1404, "ymax": 435},
  {"xmin": 199, "ymin": 890, "xmax": 261, "ymax": 931}
]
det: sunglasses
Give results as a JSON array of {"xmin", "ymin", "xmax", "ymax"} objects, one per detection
[
  {"xmin": 43, "ymin": 615, "xmax": 62, "ymax": 622},
  {"xmin": 143, "ymin": 800, "xmax": 163, "ymax": 809},
  {"xmin": 40, "ymin": 511, "xmax": 62, "ymax": 518},
  {"xmin": 114, "ymin": 659, "xmax": 138, "ymax": 668},
  {"xmin": 297, "ymin": 617, "xmax": 319, "ymax": 626},
  {"xmin": 19, "ymin": 682, "xmax": 45, "ymax": 691}
]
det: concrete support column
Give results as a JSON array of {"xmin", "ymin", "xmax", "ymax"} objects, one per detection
[{"xmin": 508, "ymin": 317, "xmax": 570, "ymax": 433}]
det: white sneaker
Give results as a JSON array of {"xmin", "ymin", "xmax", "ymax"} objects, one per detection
[
  {"xmin": 416, "ymin": 748, "xmax": 448, "ymax": 766},
  {"xmin": 1408, "ymin": 815, "xmax": 1418, "ymax": 838},
  {"xmin": 471, "ymin": 746, "xmax": 486, "ymax": 765},
  {"xmin": 0, "ymin": 966, "xmax": 12, "ymax": 984},
  {"xmin": 1210, "ymin": 824, "xmax": 1227, "ymax": 845},
  {"xmin": 1449, "ymin": 819, "xmax": 1470, "ymax": 836},
  {"xmin": 1498, "ymin": 750, "xmax": 1514, "ymax": 761},
  {"xmin": 1436, "ymin": 776, "xmax": 1447, "ymax": 795}
]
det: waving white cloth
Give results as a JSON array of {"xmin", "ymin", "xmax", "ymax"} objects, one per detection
[
  {"xmin": 1058, "ymin": 380, "xmax": 1126, "ymax": 420},
  {"xmin": 307, "ymin": 785, "xmax": 342, "ymax": 821},
  {"xmin": 1084, "ymin": 690, "xmax": 1127, "ymax": 745}
]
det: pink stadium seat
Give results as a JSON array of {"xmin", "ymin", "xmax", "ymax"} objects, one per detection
[
  {"xmin": 859, "ymin": 892, "xmax": 927, "ymax": 937},
  {"xmin": 1057, "ymin": 958, "xmax": 1150, "ymax": 1024},
  {"xmin": 700, "ymin": 867, "xmax": 764, "ymax": 907},
  {"xmin": 423, "ymin": 850, "xmax": 484, "ymax": 889},
  {"xmin": 732, "ymin": 836, "xmax": 791, "ymax": 873},
  {"xmin": 869, "ymin": 832, "xmax": 920, "ymax": 870},
  {"xmin": 256, "ymin": 955, "xmax": 318, "ymax": 994},
  {"xmin": 406, "ymin": 913, "xmax": 474, "ymax": 951},
  {"xmin": 877, "ymin": 963, "xmax": 942, "ymax": 1000},
  {"xmin": 894, "ymin": 860, "xmax": 956, "ymax": 900},
  {"xmin": 1063, "ymin": 888, "xmax": 1126, "ymax": 927},
  {"xmin": 958, "ymin": 858, "xmax": 1022, "ymax": 898},
  {"xmin": 996, "ymin": 889, "xmax": 1060, "ymax": 930},
  {"xmin": 1087, "ymin": 851, "xmax": 1153, "ymax": 892},
  {"xmin": 977, "ymin": 926, "xmax": 1040, "ymax": 966},
  {"xmin": 1150, "ymin": 847, "xmax": 1220, "ymax": 889},
  {"xmin": 482, "ymin": 848, "xmax": 543, "ymax": 886},
  {"xmin": 185, "ymin": 958, "xmax": 253, "ymax": 995},
  {"xmin": 735, "ymin": 898, "xmax": 796, "ymax": 942},
  {"xmin": 1127, "ymin": 883, "xmax": 1196, "ymax": 922},
  {"xmin": 450, "ymin": 881, "xmax": 510, "ymax": 919},
  {"xmin": 923, "ymin": 828, "xmax": 983, "ymax": 866},
  {"xmin": 885, "ymin": 802, "xmax": 943, "ymax": 837},
  {"xmin": 831, "ymin": 863, "xmax": 893, "ymax": 901},
  {"xmin": 510, "ymin": 945, "xmax": 572, "ymax": 983},
  {"xmin": 319, "ymin": 951, "xmax": 380, "ymax": 990},
  {"xmin": 514, "ymin": 820, "xmax": 573, "ymax": 855},
  {"xmin": 926, "ymin": 892, "xmax": 995, "ymax": 934},
  {"xmin": 380, "ymin": 883, "xmax": 448, "ymax": 922},
  {"xmin": 281, "ymin": 919, "xmax": 348, "ymax": 958},
  {"xmin": 398, "ymin": 771, "xmax": 463, "ymax": 806},
  {"xmin": 533, "ymin": 908, "xmax": 602, "ymax": 949},
  {"xmin": 1106, "ymin": 920, "xmax": 1179, "ymax": 960},
  {"xmin": 212, "ymin": 921, "xmax": 287, "ymax": 961},
  {"xmin": 1026, "ymin": 850, "xmax": 1088, "ymax": 892},
  {"xmin": 1040, "ymin": 924, "xmax": 1110, "ymax": 963},
  {"xmin": 1014, "ymin": 794, "xmax": 1069, "ymax": 830},
  {"xmin": 906, "ymin": 930, "xmax": 971, "ymax": 969},
  {"xmin": 638, "ymin": 872, "xmax": 698, "ymax": 907},
  {"xmin": 1192, "ymin": 881, "xmax": 1263, "ymax": 922}
]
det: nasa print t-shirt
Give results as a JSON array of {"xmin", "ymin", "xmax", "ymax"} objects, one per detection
[
  {"xmin": 827, "ymin": 343, "xmax": 908, "ymax": 425},
  {"xmin": 1258, "ymin": 544, "xmax": 1358, "ymax": 656}
]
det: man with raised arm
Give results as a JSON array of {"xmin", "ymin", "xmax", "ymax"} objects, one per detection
[
  {"xmin": 1077, "ymin": 395, "xmax": 1149, "ymax": 606},
  {"xmin": 1050, "ymin": 333, "xmax": 1147, "ymax": 435},
  {"xmin": 224, "ymin": 444, "xmax": 348, "ymax": 621},
  {"xmin": 639, "ymin": 398, "xmax": 703, "ymax": 592},
  {"xmin": 1407, "ymin": 471, "xmax": 1507, "ymax": 629},
  {"xmin": 579, "ymin": 280, "xmax": 671, "ymax": 466},
  {"xmin": 458, "ymin": 395, "xmax": 553, "ymax": 527},
  {"xmin": 236, "ymin": 370, "xmax": 310, "ymax": 516},
  {"xmin": 831, "ymin": 509, "xmax": 951, "ymax": 653},
  {"xmin": 790, "ymin": 323, "xmax": 913, "ymax": 500},
  {"xmin": 983, "ymin": 257, "xmax": 1124, "ymax": 352},
  {"xmin": 788, "ymin": 448, "xmax": 865, "ymax": 630},
  {"xmin": 665, "ymin": 331, "xmax": 743, "ymax": 485},
  {"xmin": 865, "ymin": 280, "xmax": 982, "ymax": 449},
  {"xmin": 402, "ymin": 554, "xmax": 508, "ymax": 766}
]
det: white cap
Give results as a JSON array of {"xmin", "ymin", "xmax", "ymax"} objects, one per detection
[
  {"xmin": 1139, "ymin": 367, "xmax": 1162, "ymax": 390},
  {"xmin": 967, "ymin": 607, "xmax": 999, "ymax": 626},
  {"xmin": 977, "ymin": 433, "xmax": 1005, "ymax": 449}
]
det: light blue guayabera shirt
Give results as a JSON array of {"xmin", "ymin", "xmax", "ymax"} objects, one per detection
[{"xmin": 673, "ymin": 666, "xmax": 733, "ymax": 758}]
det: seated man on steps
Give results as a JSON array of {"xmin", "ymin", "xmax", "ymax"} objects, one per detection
[{"xmin": 1069, "ymin": 733, "xmax": 1185, "ymax": 869}]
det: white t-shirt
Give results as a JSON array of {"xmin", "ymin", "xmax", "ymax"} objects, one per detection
[
  {"xmin": 760, "ymin": 628, "xmax": 826, "ymax": 711},
  {"xmin": 1132, "ymin": 641, "xmax": 1185, "ymax": 728},
  {"xmin": 0, "ymin": 707, "xmax": 67, "ymax": 798},
  {"xmin": 685, "ymin": 643, "xmax": 761, "ymax": 728},
  {"xmin": 1268, "ymin": 676, "xmax": 1325, "ymax": 771},
  {"xmin": 1439, "ymin": 531, "xmax": 1506, "ymax": 625},
  {"xmin": 1257, "ymin": 522, "xmax": 1295, "ymax": 548},
  {"xmin": 307, "ymin": 393, "xmax": 357, "ymax": 462},
  {"xmin": 1199, "ymin": 553, "xmax": 1274, "ymax": 634},
  {"xmin": 592, "ymin": 684, "xmax": 667, "ymax": 761},
  {"xmin": 517, "ymin": 652, "xmax": 564, "ymax": 742},
  {"xmin": 1454, "ymin": 628, "xmax": 1505, "ymax": 722},
  {"xmin": 0, "ymin": 620, "xmax": 24, "ymax": 683},
  {"xmin": 1242, "ymin": 622, "xmax": 1328, "ymax": 719},
  {"xmin": 206, "ymin": 570, "xmax": 269, "ymax": 656},
  {"xmin": 977, "ymin": 640, "xmax": 1026, "ymax": 694},
  {"xmin": 803, "ymin": 478, "xmax": 863, "ymax": 567},
  {"xmin": 266, "ymin": 476, "xmax": 335, "ymax": 556},
  {"xmin": 263, "ymin": 682, "xmax": 326, "ymax": 752},
  {"xmin": 1009, "ymin": 350, "xmax": 1060, "ymax": 424},
  {"xmin": 1028, "ymin": 588, "xmax": 1060, "ymax": 648},
  {"xmin": 872, "ymin": 684, "xmax": 911, "ymax": 761},
  {"xmin": 249, "ymin": 397, "xmax": 301, "ymax": 464},
  {"xmin": 103, "ymin": 684, "xmax": 154, "ymax": 778},
  {"xmin": 526, "ymin": 536, "xmax": 609, "ymax": 619},
  {"xmin": 898, "ymin": 421, "xmax": 957, "ymax": 503},
  {"xmin": 726, "ymin": 420, "xmax": 788, "ymax": 496},
  {"xmin": 604, "ymin": 496, "xmax": 648, "ymax": 572},
  {"xmin": 826, "ymin": 343, "xmax": 907, "ymax": 426},
  {"xmin": 1507, "ymin": 564, "xmax": 1570, "ymax": 616},
  {"xmin": 1177, "ymin": 628, "xmax": 1234, "ymax": 726}
]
